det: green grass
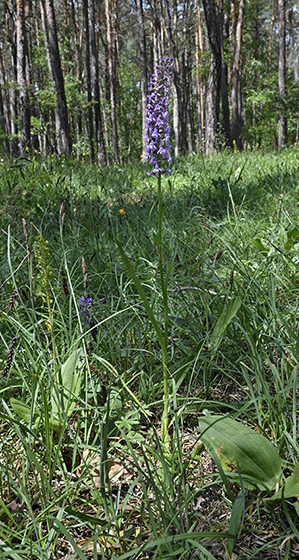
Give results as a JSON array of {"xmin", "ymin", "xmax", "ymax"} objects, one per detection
[{"xmin": 1, "ymin": 147, "xmax": 299, "ymax": 558}]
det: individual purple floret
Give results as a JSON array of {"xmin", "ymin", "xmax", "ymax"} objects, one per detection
[
  {"xmin": 145, "ymin": 57, "xmax": 173, "ymax": 177},
  {"xmin": 79, "ymin": 295, "xmax": 92, "ymax": 325}
]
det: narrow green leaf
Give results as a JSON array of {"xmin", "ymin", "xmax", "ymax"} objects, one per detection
[
  {"xmin": 116, "ymin": 240, "xmax": 165, "ymax": 351},
  {"xmin": 65, "ymin": 508, "xmax": 108, "ymax": 527},
  {"xmin": 228, "ymin": 489, "xmax": 245, "ymax": 555},
  {"xmin": 212, "ymin": 297, "xmax": 241, "ymax": 351}
]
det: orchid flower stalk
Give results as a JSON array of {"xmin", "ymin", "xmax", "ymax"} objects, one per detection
[{"xmin": 145, "ymin": 57, "xmax": 173, "ymax": 448}]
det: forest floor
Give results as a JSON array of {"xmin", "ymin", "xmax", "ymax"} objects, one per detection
[{"xmin": 1, "ymin": 149, "xmax": 299, "ymax": 559}]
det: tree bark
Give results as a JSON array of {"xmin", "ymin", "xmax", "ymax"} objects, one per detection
[
  {"xmin": 294, "ymin": 32, "xmax": 299, "ymax": 144},
  {"xmin": 16, "ymin": 0, "xmax": 31, "ymax": 152},
  {"xmin": 202, "ymin": 0, "xmax": 222, "ymax": 154},
  {"xmin": 0, "ymin": 46, "xmax": 11, "ymax": 157},
  {"xmin": 230, "ymin": 0, "xmax": 245, "ymax": 149},
  {"xmin": 7, "ymin": 0, "xmax": 19, "ymax": 156},
  {"xmin": 268, "ymin": 0, "xmax": 275, "ymax": 72},
  {"xmin": 135, "ymin": 0, "xmax": 148, "ymax": 160},
  {"xmin": 105, "ymin": 0, "xmax": 118, "ymax": 162},
  {"xmin": 278, "ymin": 0, "xmax": 287, "ymax": 149},
  {"xmin": 89, "ymin": 0, "xmax": 106, "ymax": 166},
  {"xmin": 195, "ymin": 0, "xmax": 204, "ymax": 150},
  {"xmin": 217, "ymin": 0, "xmax": 231, "ymax": 146},
  {"xmin": 40, "ymin": 0, "xmax": 72, "ymax": 155},
  {"xmin": 163, "ymin": 0, "xmax": 187, "ymax": 154},
  {"xmin": 83, "ymin": 0, "xmax": 94, "ymax": 162}
]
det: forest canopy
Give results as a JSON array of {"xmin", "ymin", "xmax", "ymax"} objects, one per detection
[{"xmin": 1, "ymin": 0, "xmax": 299, "ymax": 162}]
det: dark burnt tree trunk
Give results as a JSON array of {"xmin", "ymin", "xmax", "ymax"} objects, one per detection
[{"xmin": 202, "ymin": 0, "xmax": 222, "ymax": 154}]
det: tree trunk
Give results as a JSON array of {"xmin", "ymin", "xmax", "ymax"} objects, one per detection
[
  {"xmin": 8, "ymin": 0, "xmax": 19, "ymax": 156},
  {"xmin": 83, "ymin": 0, "xmax": 94, "ymax": 162},
  {"xmin": 135, "ymin": 0, "xmax": 148, "ymax": 160},
  {"xmin": 0, "ymin": 47, "xmax": 11, "ymax": 157},
  {"xmin": 278, "ymin": 0, "xmax": 287, "ymax": 149},
  {"xmin": 230, "ymin": 0, "xmax": 245, "ymax": 149},
  {"xmin": 294, "ymin": 32, "xmax": 299, "ymax": 144},
  {"xmin": 268, "ymin": 0, "xmax": 275, "ymax": 72},
  {"xmin": 105, "ymin": 0, "xmax": 118, "ymax": 162},
  {"xmin": 89, "ymin": 0, "xmax": 106, "ymax": 166},
  {"xmin": 202, "ymin": 0, "xmax": 222, "ymax": 154},
  {"xmin": 40, "ymin": 0, "xmax": 72, "ymax": 155},
  {"xmin": 16, "ymin": 0, "xmax": 31, "ymax": 152},
  {"xmin": 217, "ymin": 0, "xmax": 231, "ymax": 146},
  {"xmin": 195, "ymin": 0, "xmax": 204, "ymax": 150},
  {"xmin": 151, "ymin": 0, "xmax": 162, "ymax": 69},
  {"xmin": 163, "ymin": 0, "xmax": 187, "ymax": 154}
]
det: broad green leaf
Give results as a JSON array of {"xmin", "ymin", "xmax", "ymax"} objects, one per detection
[
  {"xmin": 212, "ymin": 297, "xmax": 241, "ymax": 351},
  {"xmin": 10, "ymin": 398, "xmax": 34, "ymax": 423},
  {"xmin": 267, "ymin": 463, "xmax": 299, "ymax": 503},
  {"xmin": 284, "ymin": 227, "xmax": 299, "ymax": 250},
  {"xmin": 254, "ymin": 238, "xmax": 268, "ymax": 255},
  {"xmin": 199, "ymin": 415, "xmax": 281, "ymax": 491},
  {"xmin": 51, "ymin": 348, "xmax": 85, "ymax": 423}
]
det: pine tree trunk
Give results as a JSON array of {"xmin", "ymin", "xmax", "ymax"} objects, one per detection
[
  {"xmin": 16, "ymin": 0, "xmax": 31, "ymax": 152},
  {"xmin": 83, "ymin": 0, "xmax": 94, "ymax": 162},
  {"xmin": 231, "ymin": 0, "xmax": 245, "ymax": 150},
  {"xmin": 278, "ymin": 0, "xmax": 287, "ymax": 149},
  {"xmin": 268, "ymin": 0, "xmax": 275, "ymax": 72},
  {"xmin": 163, "ymin": 0, "xmax": 186, "ymax": 154},
  {"xmin": 135, "ymin": 0, "xmax": 148, "ymax": 160},
  {"xmin": 41, "ymin": 0, "xmax": 72, "ymax": 155},
  {"xmin": 202, "ymin": 0, "xmax": 222, "ymax": 154},
  {"xmin": 294, "ymin": 32, "xmax": 299, "ymax": 144},
  {"xmin": 8, "ymin": 0, "xmax": 19, "ymax": 156},
  {"xmin": 0, "ymin": 47, "xmax": 11, "ymax": 157},
  {"xmin": 89, "ymin": 0, "xmax": 106, "ymax": 166},
  {"xmin": 195, "ymin": 0, "xmax": 204, "ymax": 150},
  {"xmin": 105, "ymin": 0, "xmax": 118, "ymax": 162},
  {"xmin": 217, "ymin": 0, "xmax": 231, "ymax": 146}
]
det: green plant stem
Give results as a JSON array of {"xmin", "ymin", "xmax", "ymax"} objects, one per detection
[{"xmin": 157, "ymin": 174, "xmax": 169, "ymax": 448}]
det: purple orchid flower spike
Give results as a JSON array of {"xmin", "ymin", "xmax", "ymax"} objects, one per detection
[
  {"xmin": 145, "ymin": 57, "xmax": 173, "ymax": 177},
  {"xmin": 79, "ymin": 295, "xmax": 92, "ymax": 325}
]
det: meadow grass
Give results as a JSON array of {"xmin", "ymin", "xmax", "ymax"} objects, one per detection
[{"xmin": 1, "ymin": 147, "xmax": 299, "ymax": 558}]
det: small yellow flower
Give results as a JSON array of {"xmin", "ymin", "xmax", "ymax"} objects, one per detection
[{"xmin": 118, "ymin": 208, "xmax": 125, "ymax": 216}]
